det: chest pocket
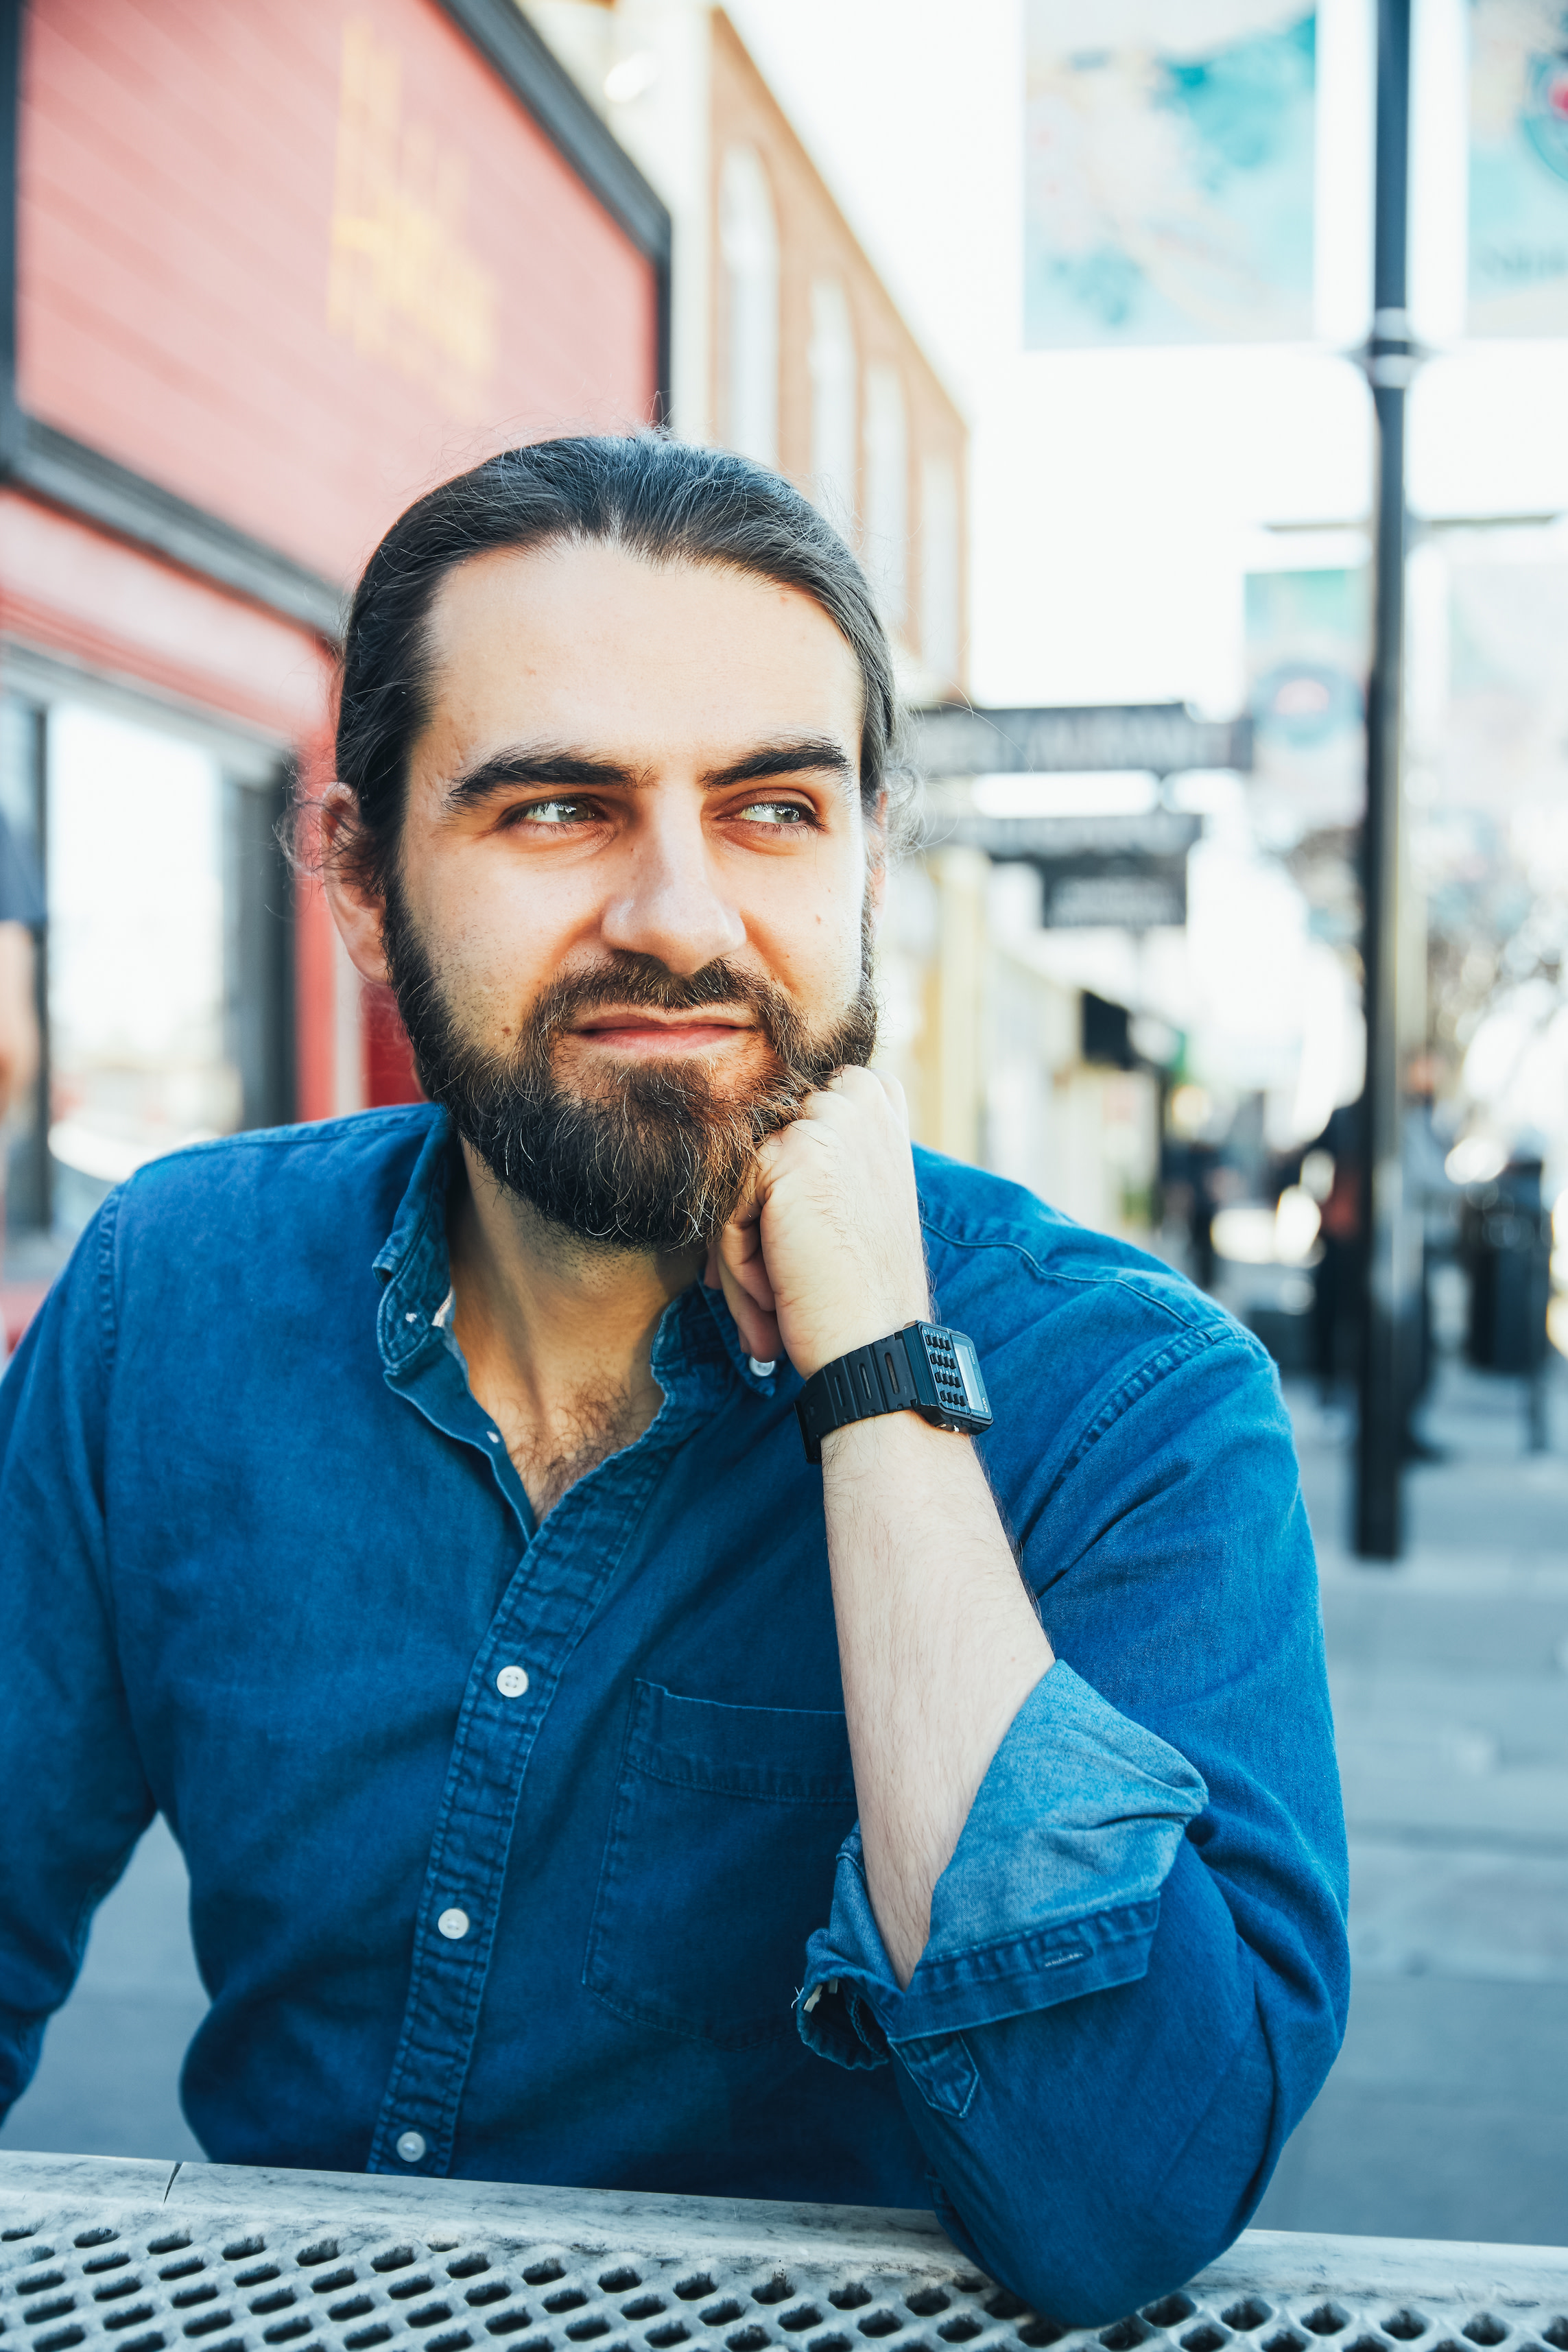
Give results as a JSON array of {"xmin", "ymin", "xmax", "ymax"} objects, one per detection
[{"xmin": 583, "ymin": 1679, "xmax": 858, "ymax": 2050}]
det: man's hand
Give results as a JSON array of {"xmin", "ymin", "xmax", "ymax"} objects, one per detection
[{"xmin": 706, "ymin": 1067, "xmax": 930, "ymax": 1375}]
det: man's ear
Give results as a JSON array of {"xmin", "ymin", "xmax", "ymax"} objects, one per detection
[{"xmin": 320, "ymin": 785, "xmax": 393, "ymax": 987}]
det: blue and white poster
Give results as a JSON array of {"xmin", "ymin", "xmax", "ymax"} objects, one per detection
[
  {"xmin": 1023, "ymin": 1, "xmax": 1317, "ymax": 348},
  {"xmin": 1469, "ymin": 0, "xmax": 1568, "ymax": 335}
]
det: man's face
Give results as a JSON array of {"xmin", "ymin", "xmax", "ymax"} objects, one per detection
[{"xmin": 368, "ymin": 539, "xmax": 880, "ymax": 1250}]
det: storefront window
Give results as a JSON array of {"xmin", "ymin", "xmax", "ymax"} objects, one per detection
[{"xmin": 2, "ymin": 686, "xmax": 292, "ymax": 1246}]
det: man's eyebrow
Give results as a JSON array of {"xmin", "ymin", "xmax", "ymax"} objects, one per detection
[
  {"xmin": 442, "ymin": 749, "xmax": 646, "ymax": 810},
  {"xmin": 702, "ymin": 737, "xmax": 855, "ymax": 790},
  {"xmin": 442, "ymin": 737, "xmax": 855, "ymax": 810}
]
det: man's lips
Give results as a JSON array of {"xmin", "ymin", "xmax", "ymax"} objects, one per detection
[{"xmin": 568, "ymin": 1010, "xmax": 758, "ymax": 1056}]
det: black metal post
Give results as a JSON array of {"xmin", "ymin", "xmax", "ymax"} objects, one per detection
[{"xmin": 1355, "ymin": 0, "xmax": 1417, "ymax": 1559}]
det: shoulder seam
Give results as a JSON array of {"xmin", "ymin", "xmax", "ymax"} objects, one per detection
[
  {"xmin": 918, "ymin": 1207, "xmax": 1227, "ymax": 1340},
  {"xmin": 95, "ymin": 1187, "xmax": 121, "ymax": 1376},
  {"xmin": 1056, "ymin": 1322, "xmax": 1270, "ymax": 1488}
]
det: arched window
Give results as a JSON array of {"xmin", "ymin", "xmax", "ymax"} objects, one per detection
[
  {"xmin": 920, "ymin": 453, "xmax": 960, "ymax": 689},
  {"xmin": 719, "ymin": 145, "xmax": 779, "ymax": 467},
  {"xmin": 808, "ymin": 276, "xmax": 857, "ymax": 530},
  {"xmin": 864, "ymin": 362, "xmax": 907, "ymax": 629}
]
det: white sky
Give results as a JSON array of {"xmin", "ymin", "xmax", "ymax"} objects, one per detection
[{"xmin": 726, "ymin": 0, "xmax": 1568, "ymax": 712}]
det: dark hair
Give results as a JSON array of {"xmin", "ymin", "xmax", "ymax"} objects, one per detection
[{"xmin": 321, "ymin": 431, "xmax": 910, "ymax": 894}]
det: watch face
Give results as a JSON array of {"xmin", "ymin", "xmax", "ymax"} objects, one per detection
[
  {"xmin": 920, "ymin": 1325, "xmax": 990, "ymax": 1425},
  {"xmin": 951, "ymin": 1333, "xmax": 990, "ymax": 1418}
]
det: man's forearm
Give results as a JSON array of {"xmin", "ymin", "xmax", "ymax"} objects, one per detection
[{"xmin": 822, "ymin": 1413, "xmax": 1052, "ymax": 1985}]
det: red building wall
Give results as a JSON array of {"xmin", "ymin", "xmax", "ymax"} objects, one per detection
[
  {"xmin": 7, "ymin": 0, "xmax": 661, "ymax": 1118},
  {"xmin": 17, "ymin": 0, "xmax": 660, "ymax": 589}
]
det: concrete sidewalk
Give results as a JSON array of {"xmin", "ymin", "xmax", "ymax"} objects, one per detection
[
  {"xmin": 1253, "ymin": 1362, "xmax": 1568, "ymax": 2244},
  {"xmin": 5, "ymin": 1358, "xmax": 1566, "ymax": 2244}
]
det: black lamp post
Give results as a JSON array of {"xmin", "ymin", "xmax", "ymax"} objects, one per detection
[{"xmin": 1355, "ymin": 0, "xmax": 1420, "ymax": 1559}]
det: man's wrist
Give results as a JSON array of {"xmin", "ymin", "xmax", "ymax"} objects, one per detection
[
  {"xmin": 796, "ymin": 1319, "xmax": 993, "ymax": 1464},
  {"xmin": 791, "ymin": 1299, "xmax": 932, "ymax": 1382},
  {"xmin": 819, "ymin": 1408, "xmax": 971, "ymax": 1476}
]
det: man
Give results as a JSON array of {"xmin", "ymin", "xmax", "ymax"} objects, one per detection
[{"xmin": 0, "ymin": 438, "xmax": 1347, "ymax": 2322}]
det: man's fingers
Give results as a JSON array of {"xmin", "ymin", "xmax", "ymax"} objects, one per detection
[
  {"xmin": 720, "ymin": 1217, "xmax": 777, "ymax": 1312},
  {"xmin": 713, "ymin": 1224, "xmax": 783, "ymax": 1362}
]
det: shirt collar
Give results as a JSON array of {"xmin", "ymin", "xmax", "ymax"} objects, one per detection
[{"xmin": 370, "ymin": 1110, "xmax": 784, "ymax": 1400}]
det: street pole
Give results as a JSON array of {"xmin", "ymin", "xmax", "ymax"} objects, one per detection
[{"xmin": 1355, "ymin": 0, "xmax": 1417, "ymax": 1559}]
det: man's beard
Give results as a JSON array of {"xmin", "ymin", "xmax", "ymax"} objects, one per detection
[{"xmin": 380, "ymin": 882, "xmax": 879, "ymax": 1252}]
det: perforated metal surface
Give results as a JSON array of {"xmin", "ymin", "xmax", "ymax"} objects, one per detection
[{"xmin": 1, "ymin": 2157, "xmax": 1565, "ymax": 2352}]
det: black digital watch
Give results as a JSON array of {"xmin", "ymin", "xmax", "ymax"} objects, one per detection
[{"xmin": 795, "ymin": 1320, "xmax": 994, "ymax": 1464}]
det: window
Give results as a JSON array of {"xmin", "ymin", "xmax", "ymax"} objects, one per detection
[
  {"xmin": 719, "ymin": 144, "xmax": 779, "ymax": 467},
  {"xmin": 808, "ymin": 276, "xmax": 857, "ymax": 531},
  {"xmin": 1, "ymin": 681, "xmax": 293, "ymax": 1246},
  {"xmin": 864, "ymin": 362, "xmax": 907, "ymax": 629},
  {"xmin": 920, "ymin": 453, "xmax": 961, "ymax": 689}
]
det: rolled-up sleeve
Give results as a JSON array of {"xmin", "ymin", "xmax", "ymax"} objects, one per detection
[{"xmin": 798, "ymin": 1662, "xmax": 1206, "ymax": 2073}]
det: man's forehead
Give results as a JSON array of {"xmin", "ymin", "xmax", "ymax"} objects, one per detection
[{"xmin": 422, "ymin": 540, "xmax": 864, "ymax": 755}]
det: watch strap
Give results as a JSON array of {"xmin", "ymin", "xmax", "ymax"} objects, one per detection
[{"xmin": 795, "ymin": 1328, "xmax": 924, "ymax": 1464}]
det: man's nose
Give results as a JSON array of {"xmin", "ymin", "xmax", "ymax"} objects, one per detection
[{"xmin": 599, "ymin": 805, "xmax": 746, "ymax": 975}]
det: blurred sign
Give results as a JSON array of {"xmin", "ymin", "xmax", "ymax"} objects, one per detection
[
  {"xmin": 938, "ymin": 811, "xmax": 1200, "ymax": 930},
  {"xmin": 329, "ymin": 20, "xmax": 500, "ymax": 418},
  {"xmin": 1245, "ymin": 569, "xmax": 1368, "ymax": 835},
  {"xmin": 1043, "ymin": 868, "xmax": 1187, "ymax": 927},
  {"xmin": 1023, "ymin": 1, "xmax": 1317, "ymax": 348},
  {"xmin": 14, "ymin": 0, "xmax": 663, "ymax": 591},
  {"xmin": 1469, "ymin": 0, "xmax": 1568, "ymax": 336},
  {"xmin": 912, "ymin": 703, "xmax": 1251, "ymax": 776}
]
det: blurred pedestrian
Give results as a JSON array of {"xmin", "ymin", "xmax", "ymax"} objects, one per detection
[
  {"xmin": 1401, "ymin": 1054, "xmax": 1459, "ymax": 1461},
  {"xmin": 1308, "ymin": 1102, "xmax": 1362, "ymax": 1405},
  {"xmin": 0, "ymin": 807, "xmax": 43, "ymax": 1368},
  {"xmin": 0, "ymin": 807, "xmax": 40, "ymax": 1123}
]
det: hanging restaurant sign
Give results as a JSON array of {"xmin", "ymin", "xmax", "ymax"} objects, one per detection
[
  {"xmin": 931, "ymin": 811, "xmax": 1202, "ymax": 931},
  {"xmin": 910, "ymin": 703, "xmax": 1252, "ymax": 777}
]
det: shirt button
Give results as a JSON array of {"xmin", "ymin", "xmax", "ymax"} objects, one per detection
[
  {"xmin": 395, "ymin": 2130, "xmax": 427, "ymax": 2163},
  {"xmin": 437, "ymin": 1907, "xmax": 471, "ymax": 1940},
  {"xmin": 495, "ymin": 1665, "xmax": 529, "ymax": 1698},
  {"xmin": 748, "ymin": 1356, "xmax": 777, "ymax": 1377}
]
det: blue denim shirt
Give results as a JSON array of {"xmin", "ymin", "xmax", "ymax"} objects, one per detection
[{"xmin": 0, "ymin": 1107, "xmax": 1348, "ymax": 2323}]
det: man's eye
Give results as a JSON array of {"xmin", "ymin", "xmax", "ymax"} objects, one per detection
[
  {"xmin": 736, "ymin": 800, "xmax": 810, "ymax": 826},
  {"xmin": 512, "ymin": 797, "xmax": 589, "ymax": 826}
]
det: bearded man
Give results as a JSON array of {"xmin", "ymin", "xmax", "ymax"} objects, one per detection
[{"xmin": 0, "ymin": 437, "xmax": 1347, "ymax": 2322}]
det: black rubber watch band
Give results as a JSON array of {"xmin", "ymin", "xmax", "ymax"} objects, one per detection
[{"xmin": 795, "ymin": 1321, "xmax": 994, "ymax": 1464}]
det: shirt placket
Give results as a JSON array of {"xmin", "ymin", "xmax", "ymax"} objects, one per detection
[{"xmin": 364, "ymin": 1281, "xmax": 724, "ymax": 2178}]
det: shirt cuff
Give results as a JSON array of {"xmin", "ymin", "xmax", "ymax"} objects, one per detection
[{"xmin": 798, "ymin": 1661, "xmax": 1207, "ymax": 2069}]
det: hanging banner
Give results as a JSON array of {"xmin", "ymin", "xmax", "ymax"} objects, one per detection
[
  {"xmin": 1023, "ymin": 0, "xmax": 1317, "ymax": 348},
  {"xmin": 1246, "ymin": 567, "xmax": 1368, "ymax": 842},
  {"xmin": 1469, "ymin": 0, "xmax": 1568, "ymax": 336}
]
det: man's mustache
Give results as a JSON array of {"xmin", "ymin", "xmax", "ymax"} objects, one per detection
[{"xmin": 524, "ymin": 956, "xmax": 800, "ymax": 1054}]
